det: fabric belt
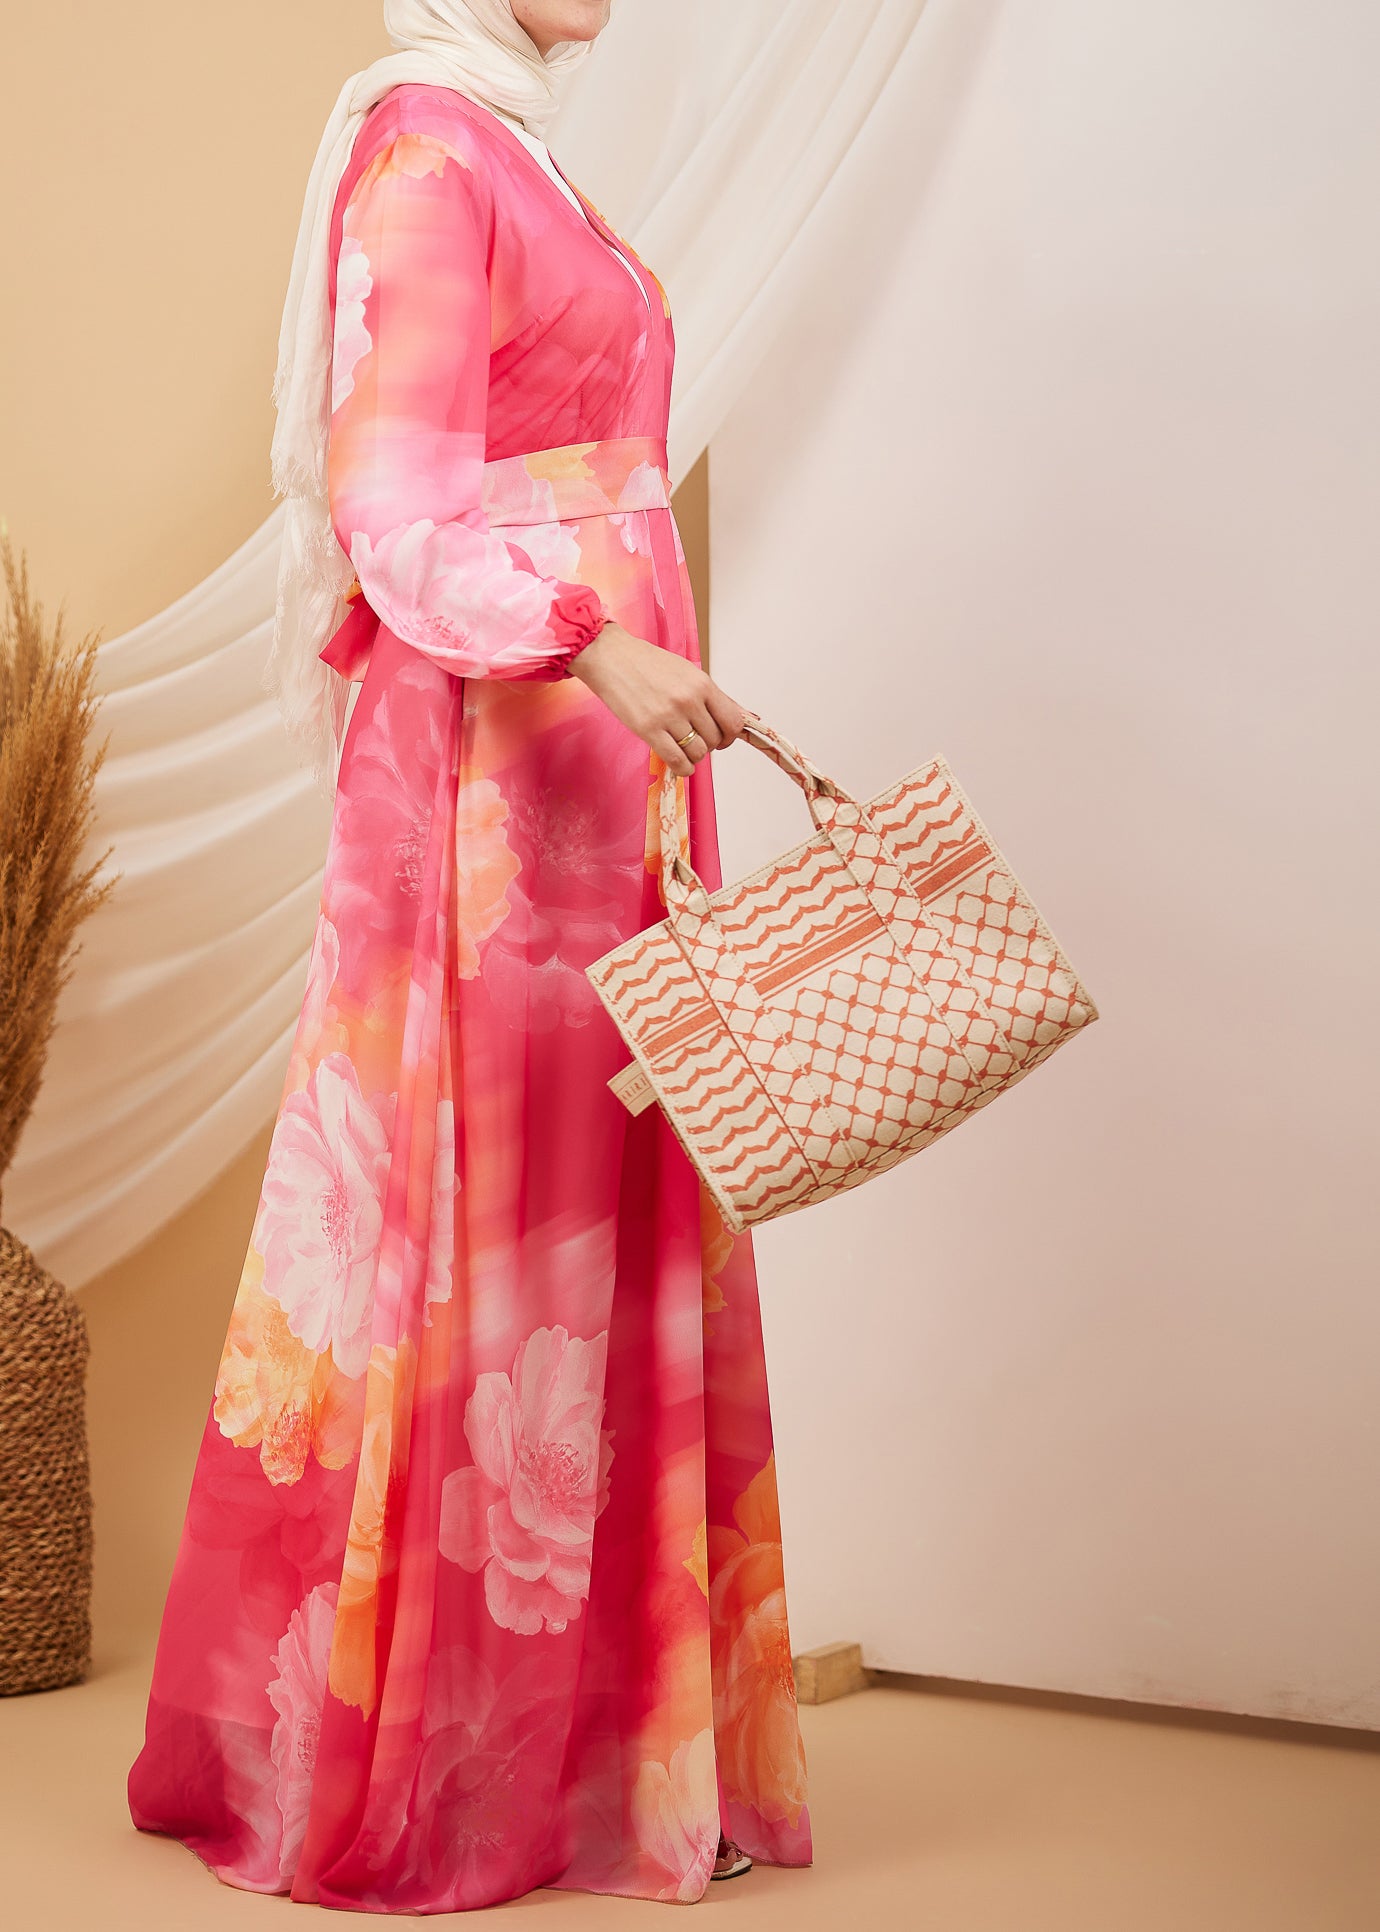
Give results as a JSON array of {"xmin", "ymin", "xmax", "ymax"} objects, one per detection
[
  {"xmin": 481, "ymin": 435, "xmax": 672, "ymax": 526},
  {"xmin": 326, "ymin": 435, "xmax": 673, "ymax": 682}
]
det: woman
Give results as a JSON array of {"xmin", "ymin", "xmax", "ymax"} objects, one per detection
[{"xmin": 127, "ymin": 0, "xmax": 812, "ymax": 1911}]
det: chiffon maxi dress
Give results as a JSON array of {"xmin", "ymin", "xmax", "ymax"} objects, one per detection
[{"xmin": 126, "ymin": 82, "xmax": 813, "ymax": 1912}]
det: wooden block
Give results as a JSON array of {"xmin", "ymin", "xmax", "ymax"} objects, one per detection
[{"xmin": 792, "ymin": 1641, "xmax": 871, "ymax": 1705}]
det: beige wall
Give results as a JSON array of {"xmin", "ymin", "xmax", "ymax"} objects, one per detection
[
  {"xmin": 0, "ymin": 4, "xmax": 709, "ymax": 1658},
  {"xmin": 710, "ymin": 0, "xmax": 1380, "ymax": 1721},
  {"xmin": 1, "ymin": 5, "xmax": 382, "ymax": 638}
]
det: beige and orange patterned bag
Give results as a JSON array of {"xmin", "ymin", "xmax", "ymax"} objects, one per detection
[{"xmin": 587, "ymin": 719, "xmax": 1098, "ymax": 1233}]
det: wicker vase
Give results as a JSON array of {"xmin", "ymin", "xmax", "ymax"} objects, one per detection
[{"xmin": 0, "ymin": 1218, "xmax": 93, "ymax": 1694}]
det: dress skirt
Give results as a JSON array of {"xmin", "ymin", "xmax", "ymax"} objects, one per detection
[{"xmin": 126, "ymin": 435, "xmax": 814, "ymax": 1911}]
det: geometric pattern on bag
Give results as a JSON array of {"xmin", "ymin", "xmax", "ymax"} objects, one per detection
[{"xmin": 586, "ymin": 718, "xmax": 1099, "ymax": 1233}]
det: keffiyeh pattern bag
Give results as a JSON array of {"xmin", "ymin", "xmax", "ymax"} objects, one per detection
[{"xmin": 589, "ymin": 719, "xmax": 1099, "ymax": 1233}]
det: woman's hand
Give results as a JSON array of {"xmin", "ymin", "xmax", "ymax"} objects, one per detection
[{"xmin": 568, "ymin": 622, "xmax": 747, "ymax": 775}]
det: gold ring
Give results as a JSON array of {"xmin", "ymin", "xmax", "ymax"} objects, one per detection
[{"xmin": 674, "ymin": 728, "xmax": 700, "ymax": 749}]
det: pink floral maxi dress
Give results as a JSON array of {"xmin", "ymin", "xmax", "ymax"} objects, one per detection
[{"xmin": 125, "ymin": 84, "xmax": 812, "ymax": 1911}]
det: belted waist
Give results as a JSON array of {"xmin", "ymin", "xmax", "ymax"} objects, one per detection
[
  {"xmin": 326, "ymin": 435, "xmax": 673, "ymax": 682},
  {"xmin": 481, "ymin": 435, "xmax": 671, "ymax": 526}
]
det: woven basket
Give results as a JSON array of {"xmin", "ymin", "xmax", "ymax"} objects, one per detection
[{"xmin": 0, "ymin": 1220, "xmax": 92, "ymax": 1695}]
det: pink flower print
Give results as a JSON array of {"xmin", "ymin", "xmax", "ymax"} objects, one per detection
[
  {"xmin": 354, "ymin": 1647, "xmax": 565, "ymax": 1890},
  {"xmin": 338, "ymin": 666, "xmax": 518, "ymax": 981},
  {"xmin": 438, "ymin": 1325, "xmax": 614, "ymax": 1636},
  {"xmin": 266, "ymin": 1580, "xmax": 338, "ymax": 1878},
  {"xmin": 331, "ymin": 235, "xmax": 374, "ymax": 411},
  {"xmin": 348, "ymin": 517, "xmax": 574, "ymax": 675},
  {"xmin": 364, "ymin": 1085, "xmax": 451, "ymax": 1346},
  {"xmin": 495, "ymin": 463, "xmax": 561, "ymax": 528},
  {"xmin": 630, "ymin": 1729, "xmax": 718, "ymax": 1901},
  {"xmin": 482, "ymin": 711, "xmax": 646, "ymax": 1032},
  {"xmin": 255, "ymin": 1051, "xmax": 393, "ymax": 1381},
  {"xmin": 286, "ymin": 912, "xmax": 346, "ymax": 1092},
  {"xmin": 328, "ymin": 657, "xmax": 458, "ymax": 973},
  {"xmin": 335, "ymin": 657, "xmax": 450, "ymax": 902},
  {"xmin": 299, "ymin": 913, "xmax": 341, "ymax": 1052}
]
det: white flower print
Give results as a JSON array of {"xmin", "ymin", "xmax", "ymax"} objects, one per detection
[
  {"xmin": 609, "ymin": 510, "xmax": 653, "ymax": 559},
  {"xmin": 331, "ymin": 235, "xmax": 374, "ymax": 411},
  {"xmin": 508, "ymin": 519, "xmax": 583, "ymax": 584},
  {"xmin": 630, "ymin": 1729, "xmax": 719, "ymax": 1901},
  {"xmin": 266, "ymin": 1580, "xmax": 338, "ymax": 1878},
  {"xmin": 299, "ymin": 912, "xmax": 341, "ymax": 1057},
  {"xmin": 255, "ymin": 1051, "xmax": 393, "ymax": 1380}
]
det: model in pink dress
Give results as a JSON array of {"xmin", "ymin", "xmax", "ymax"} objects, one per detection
[{"xmin": 126, "ymin": 81, "xmax": 812, "ymax": 1912}]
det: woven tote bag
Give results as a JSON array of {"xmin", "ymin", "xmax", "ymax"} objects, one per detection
[{"xmin": 586, "ymin": 719, "xmax": 1099, "ymax": 1234}]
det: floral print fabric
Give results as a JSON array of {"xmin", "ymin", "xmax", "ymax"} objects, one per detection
[{"xmin": 126, "ymin": 84, "xmax": 811, "ymax": 1911}]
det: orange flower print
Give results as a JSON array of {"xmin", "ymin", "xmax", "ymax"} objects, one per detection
[
  {"xmin": 214, "ymin": 1248, "xmax": 362, "ymax": 1485},
  {"xmin": 644, "ymin": 756, "xmax": 690, "ymax": 904},
  {"xmin": 708, "ymin": 1454, "xmax": 808, "ymax": 1828},
  {"xmin": 527, "ymin": 442, "xmax": 597, "ymax": 488},
  {"xmin": 454, "ymin": 768, "xmax": 521, "ymax": 976},
  {"xmin": 349, "ymin": 130, "xmax": 464, "ymax": 209},
  {"xmin": 683, "ymin": 1517, "xmax": 709, "ymax": 1598},
  {"xmin": 700, "ymin": 1187, "xmax": 733, "ymax": 1332},
  {"xmin": 329, "ymin": 1337, "xmax": 417, "ymax": 1716}
]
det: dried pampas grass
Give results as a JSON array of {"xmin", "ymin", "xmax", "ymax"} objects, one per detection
[
  {"xmin": 0, "ymin": 531, "xmax": 118, "ymax": 1196},
  {"xmin": 0, "ymin": 529, "xmax": 112, "ymax": 1691}
]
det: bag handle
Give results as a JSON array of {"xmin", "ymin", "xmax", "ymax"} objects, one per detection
[
  {"xmin": 658, "ymin": 717, "xmax": 969, "ymax": 1028},
  {"xmin": 659, "ymin": 716, "xmax": 859, "ymax": 911}
]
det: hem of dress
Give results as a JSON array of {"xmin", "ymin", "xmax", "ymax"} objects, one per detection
[
  {"xmin": 131, "ymin": 1820, "xmax": 811, "ymax": 1914},
  {"xmin": 129, "ymin": 1820, "xmax": 290, "ymax": 1900}
]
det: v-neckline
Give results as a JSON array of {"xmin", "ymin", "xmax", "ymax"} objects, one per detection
[{"xmin": 457, "ymin": 93, "xmax": 655, "ymax": 315}]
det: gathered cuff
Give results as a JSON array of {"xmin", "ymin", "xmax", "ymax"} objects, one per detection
[{"xmin": 548, "ymin": 587, "xmax": 612, "ymax": 675}]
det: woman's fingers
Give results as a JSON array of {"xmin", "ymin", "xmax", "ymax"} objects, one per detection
[
  {"xmin": 667, "ymin": 687, "xmax": 747, "ymax": 756},
  {"xmin": 678, "ymin": 702, "xmax": 723, "ymax": 751},
  {"xmin": 660, "ymin": 686, "xmax": 748, "ymax": 768},
  {"xmin": 652, "ymin": 729, "xmax": 697, "ymax": 777},
  {"xmin": 704, "ymin": 685, "xmax": 746, "ymax": 745}
]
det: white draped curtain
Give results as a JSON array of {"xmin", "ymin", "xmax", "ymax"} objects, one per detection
[{"xmin": 8, "ymin": 0, "xmax": 934, "ymax": 1288}]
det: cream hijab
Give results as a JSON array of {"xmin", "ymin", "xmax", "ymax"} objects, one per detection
[{"xmin": 266, "ymin": 1, "xmax": 594, "ymax": 793}]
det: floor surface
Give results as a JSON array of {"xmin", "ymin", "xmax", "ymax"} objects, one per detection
[{"xmin": 4, "ymin": 1651, "xmax": 1378, "ymax": 1930}]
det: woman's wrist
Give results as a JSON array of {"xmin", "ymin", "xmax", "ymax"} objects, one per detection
[{"xmin": 568, "ymin": 618, "xmax": 632, "ymax": 681}]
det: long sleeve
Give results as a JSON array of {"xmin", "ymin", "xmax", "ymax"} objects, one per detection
[{"xmin": 326, "ymin": 129, "xmax": 609, "ymax": 679}]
